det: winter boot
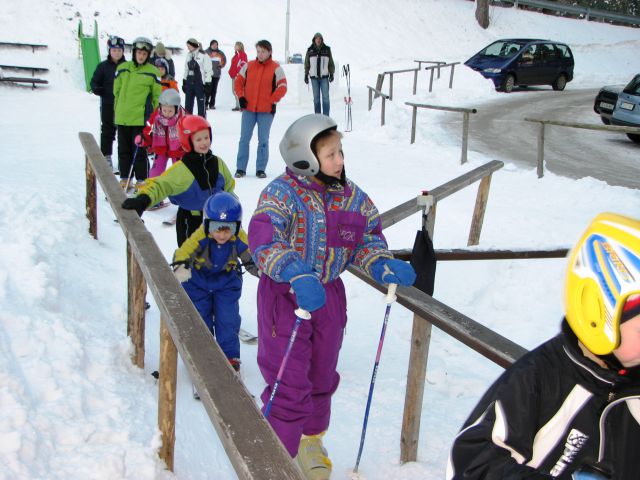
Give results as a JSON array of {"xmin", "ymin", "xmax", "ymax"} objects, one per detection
[
  {"xmin": 295, "ymin": 432, "xmax": 332, "ymax": 480},
  {"xmin": 120, "ymin": 179, "xmax": 134, "ymax": 193}
]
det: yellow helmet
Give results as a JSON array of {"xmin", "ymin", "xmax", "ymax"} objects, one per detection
[{"xmin": 565, "ymin": 213, "xmax": 640, "ymax": 355}]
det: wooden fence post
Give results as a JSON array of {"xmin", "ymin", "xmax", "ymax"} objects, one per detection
[
  {"xmin": 85, "ymin": 155, "xmax": 97, "ymax": 240},
  {"xmin": 461, "ymin": 111, "xmax": 470, "ymax": 164},
  {"xmin": 381, "ymin": 97, "xmax": 386, "ymax": 126},
  {"xmin": 429, "ymin": 68, "xmax": 435, "ymax": 93},
  {"xmin": 413, "ymin": 68, "xmax": 418, "ymax": 95},
  {"xmin": 537, "ymin": 123, "xmax": 545, "ymax": 178},
  {"xmin": 449, "ymin": 64, "xmax": 456, "ymax": 89},
  {"xmin": 389, "ymin": 73, "xmax": 394, "ymax": 101},
  {"xmin": 467, "ymin": 175, "xmax": 492, "ymax": 246},
  {"xmin": 368, "ymin": 88, "xmax": 373, "ymax": 111},
  {"xmin": 410, "ymin": 105, "xmax": 417, "ymax": 144},
  {"xmin": 158, "ymin": 316, "xmax": 178, "ymax": 471},
  {"xmin": 400, "ymin": 202, "xmax": 436, "ymax": 463},
  {"xmin": 127, "ymin": 242, "xmax": 146, "ymax": 368}
]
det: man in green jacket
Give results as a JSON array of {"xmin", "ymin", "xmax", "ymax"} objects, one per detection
[{"xmin": 114, "ymin": 36, "xmax": 162, "ymax": 189}]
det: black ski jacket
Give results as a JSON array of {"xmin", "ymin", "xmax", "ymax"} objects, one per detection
[
  {"xmin": 447, "ymin": 321, "xmax": 640, "ymax": 479},
  {"xmin": 90, "ymin": 56, "xmax": 126, "ymax": 105}
]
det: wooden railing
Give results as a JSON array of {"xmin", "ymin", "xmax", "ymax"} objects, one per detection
[
  {"xmin": 524, "ymin": 117, "xmax": 640, "ymax": 178},
  {"xmin": 82, "ymin": 131, "xmax": 533, "ymax": 471},
  {"xmin": 367, "ymin": 85, "xmax": 391, "ymax": 126},
  {"xmin": 81, "ymin": 132, "xmax": 304, "ymax": 479},
  {"xmin": 406, "ymin": 102, "xmax": 477, "ymax": 163}
]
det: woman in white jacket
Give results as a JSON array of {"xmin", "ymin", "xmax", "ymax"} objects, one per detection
[{"xmin": 182, "ymin": 38, "xmax": 213, "ymax": 118}]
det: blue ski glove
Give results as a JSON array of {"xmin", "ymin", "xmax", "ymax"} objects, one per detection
[
  {"xmin": 371, "ymin": 258, "xmax": 416, "ymax": 287},
  {"xmin": 281, "ymin": 261, "xmax": 326, "ymax": 312}
]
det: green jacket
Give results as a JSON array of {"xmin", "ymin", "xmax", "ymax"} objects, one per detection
[{"xmin": 114, "ymin": 61, "xmax": 161, "ymax": 126}]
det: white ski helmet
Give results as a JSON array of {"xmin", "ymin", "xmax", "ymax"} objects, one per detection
[
  {"xmin": 132, "ymin": 36, "xmax": 153, "ymax": 53},
  {"xmin": 159, "ymin": 89, "xmax": 181, "ymax": 107},
  {"xmin": 279, "ymin": 114, "xmax": 338, "ymax": 176}
]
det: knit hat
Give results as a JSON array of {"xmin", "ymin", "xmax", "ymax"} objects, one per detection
[
  {"xmin": 621, "ymin": 294, "xmax": 640, "ymax": 323},
  {"xmin": 155, "ymin": 42, "xmax": 166, "ymax": 56},
  {"xmin": 154, "ymin": 57, "xmax": 169, "ymax": 72},
  {"xmin": 186, "ymin": 38, "xmax": 200, "ymax": 49}
]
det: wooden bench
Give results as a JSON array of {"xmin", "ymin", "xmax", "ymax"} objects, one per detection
[
  {"xmin": 0, "ymin": 64, "xmax": 49, "ymax": 76},
  {"xmin": 0, "ymin": 76, "xmax": 49, "ymax": 88},
  {"xmin": 0, "ymin": 41, "xmax": 48, "ymax": 53}
]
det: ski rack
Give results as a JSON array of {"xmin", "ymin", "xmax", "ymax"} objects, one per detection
[{"xmin": 79, "ymin": 132, "xmax": 304, "ymax": 479}]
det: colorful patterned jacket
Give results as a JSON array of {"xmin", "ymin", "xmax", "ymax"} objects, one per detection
[
  {"xmin": 234, "ymin": 57, "xmax": 287, "ymax": 113},
  {"xmin": 247, "ymin": 169, "xmax": 392, "ymax": 284},
  {"xmin": 140, "ymin": 107, "xmax": 185, "ymax": 158},
  {"xmin": 137, "ymin": 151, "xmax": 234, "ymax": 213}
]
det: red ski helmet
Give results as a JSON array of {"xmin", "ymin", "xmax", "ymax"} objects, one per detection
[{"xmin": 177, "ymin": 115, "xmax": 212, "ymax": 152}]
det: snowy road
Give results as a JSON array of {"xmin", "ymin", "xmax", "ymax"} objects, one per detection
[{"xmin": 454, "ymin": 87, "xmax": 640, "ymax": 189}]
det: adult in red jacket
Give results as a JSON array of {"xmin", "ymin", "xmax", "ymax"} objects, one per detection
[
  {"xmin": 233, "ymin": 40, "xmax": 287, "ymax": 179},
  {"xmin": 228, "ymin": 41, "xmax": 248, "ymax": 111}
]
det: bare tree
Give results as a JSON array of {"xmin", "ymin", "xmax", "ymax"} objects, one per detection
[{"xmin": 476, "ymin": 0, "xmax": 490, "ymax": 29}]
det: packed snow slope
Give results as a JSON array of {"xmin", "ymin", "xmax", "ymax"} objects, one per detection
[{"xmin": 1, "ymin": 1, "xmax": 639, "ymax": 479}]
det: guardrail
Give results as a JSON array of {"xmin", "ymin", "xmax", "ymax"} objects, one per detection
[
  {"xmin": 423, "ymin": 62, "xmax": 459, "ymax": 93},
  {"xmin": 381, "ymin": 67, "xmax": 420, "ymax": 100},
  {"xmin": 80, "ymin": 132, "xmax": 304, "ymax": 479},
  {"xmin": 367, "ymin": 85, "xmax": 391, "ymax": 125},
  {"xmin": 499, "ymin": 0, "xmax": 640, "ymax": 26},
  {"xmin": 82, "ymin": 132, "xmax": 530, "ymax": 471},
  {"xmin": 524, "ymin": 117, "xmax": 640, "ymax": 178},
  {"xmin": 406, "ymin": 102, "xmax": 478, "ymax": 164}
]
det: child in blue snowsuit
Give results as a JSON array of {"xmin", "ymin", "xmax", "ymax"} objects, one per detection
[
  {"xmin": 172, "ymin": 191, "xmax": 257, "ymax": 370},
  {"xmin": 247, "ymin": 114, "xmax": 416, "ymax": 476}
]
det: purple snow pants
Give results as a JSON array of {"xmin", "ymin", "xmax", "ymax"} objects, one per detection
[{"xmin": 257, "ymin": 274, "xmax": 347, "ymax": 457}]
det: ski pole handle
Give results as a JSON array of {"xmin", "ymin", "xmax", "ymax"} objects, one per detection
[
  {"xmin": 294, "ymin": 308, "xmax": 311, "ymax": 320},
  {"xmin": 385, "ymin": 283, "xmax": 397, "ymax": 304}
]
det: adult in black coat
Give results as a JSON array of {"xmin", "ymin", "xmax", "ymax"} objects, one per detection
[{"xmin": 90, "ymin": 36, "xmax": 126, "ymax": 170}]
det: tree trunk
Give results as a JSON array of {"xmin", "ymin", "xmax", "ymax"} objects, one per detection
[{"xmin": 476, "ymin": 0, "xmax": 490, "ymax": 29}]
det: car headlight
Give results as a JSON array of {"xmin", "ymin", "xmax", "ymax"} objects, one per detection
[{"xmin": 483, "ymin": 68, "xmax": 502, "ymax": 73}]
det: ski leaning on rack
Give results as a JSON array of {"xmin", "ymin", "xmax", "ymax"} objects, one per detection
[{"xmin": 342, "ymin": 64, "xmax": 352, "ymax": 132}]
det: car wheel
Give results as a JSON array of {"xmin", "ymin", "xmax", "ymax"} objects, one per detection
[
  {"xmin": 626, "ymin": 133, "xmax": 640, "ymax": 144},
  {"xmin": 600, "ymin": 117, "xmax": 611, "ymax": 125},
  {"xmin": 501, "ymin": 74, "xmax": 515, "ymax": 93},
  {"xmin": 552, "ymin": 74, "xmax": 567, "ymax": 91}
]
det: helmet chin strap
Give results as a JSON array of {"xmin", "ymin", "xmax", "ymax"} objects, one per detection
[{"xmin": 315, "ymin": 167, "xmax": 346, "ymax": 187}]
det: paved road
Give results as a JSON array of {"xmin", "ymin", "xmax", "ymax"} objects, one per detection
[{"xmin": 452, "ymin": 87, "xmax": 640, "ymax": 189}]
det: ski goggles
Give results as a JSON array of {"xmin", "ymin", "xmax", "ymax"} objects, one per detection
[
  {"xmin": 204, "ymin": 220, "xmax": 236, "ymax": 235},
  {"xmin": 133, "ymin": 41, "xmax": 152, "ymax": 52},
  {"xmin": 108, "ymin": 36, "xmax": 125, "ymax": 49}
]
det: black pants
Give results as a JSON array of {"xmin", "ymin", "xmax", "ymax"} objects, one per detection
[
  {"xmin": 206, "ymin": 77, "xmax": 220, "ymax": 108},
  {"xmin": 100, "ymin": 102, "xmax": 116, "ymax": 156},
  {"xmin": 117, "ymin": 125, "xmax": 148, "ymax": 181},
  {"xmin": 185, "ymin": 81, "xmax": 206, "ymax": 118},
  {"xmin": 176, "ymin": 207, "xmax": 203, "ymax": 246}
]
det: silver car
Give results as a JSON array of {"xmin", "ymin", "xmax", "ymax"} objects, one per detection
[{"xmin": 610, "ymin": 74, "xmax": 640, "ymax": 143}]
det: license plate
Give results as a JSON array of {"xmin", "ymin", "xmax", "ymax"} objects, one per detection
[
  {"xmin": 620, "ymin": 102, "xmax": 635, "ymax": 111},
  {"xmin": 599, "ymin": 101, "xmax": 614, "ymax": 110}
]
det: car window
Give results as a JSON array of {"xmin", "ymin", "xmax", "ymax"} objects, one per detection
[
  {"xmin": 541, "ymin": 44, "xmax": 558, "ymax": 60},
  {"xmin": 520, "ymin": 45, "xmax": 537, "ymax": 64},
  {"xmin": 480, "ymin": 41, "xmax": 523, "ymax": 58},
  {"xmin": 556, "ymin": 44, "xmax": 572, "ymax": 59},
  {"xmin": 623, "ymin": 76, "xmax": 640, "ymax": 95}
]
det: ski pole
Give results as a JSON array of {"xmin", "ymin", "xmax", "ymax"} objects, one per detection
[
  {"xmin": 353, "ymin": 283, "xmax": 397, "ymax": 474},
  {"xmin": 124, "ymin": 144, "xmax": 140, "ymax": 192},
  {"xmin": 264, "ymin": 307, "xmax": 311, "ymax": 419}
]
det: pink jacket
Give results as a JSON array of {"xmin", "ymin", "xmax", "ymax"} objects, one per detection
[{"xmin": 228, "ymin": 51, "xmax": 248, "ymax": 79}]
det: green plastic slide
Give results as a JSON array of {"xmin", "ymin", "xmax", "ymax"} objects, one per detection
[{"xmin": 78, "ymin": 20, "xmax": 101, "ymax": 92}]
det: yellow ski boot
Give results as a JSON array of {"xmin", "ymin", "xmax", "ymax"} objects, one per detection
[{"xmin": 295, "ymin": 432, "xmax": 332, "ymax": 480}]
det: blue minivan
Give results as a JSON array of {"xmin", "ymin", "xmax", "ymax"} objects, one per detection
[{"xmin": 465, "ymin": 39, "xmax": 574, "ymax": 93}]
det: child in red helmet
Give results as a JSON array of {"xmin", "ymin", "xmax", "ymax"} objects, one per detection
[{"xmin": 121, "ymin": 114, "xmax": 235, "ymax": 246}]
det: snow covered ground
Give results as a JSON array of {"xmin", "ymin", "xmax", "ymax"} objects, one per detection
[{"xmin": 1, "ymin": 1, "xmax": 639, "ymax": 478}]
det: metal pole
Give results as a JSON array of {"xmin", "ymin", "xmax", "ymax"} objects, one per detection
[{"xmin": 284, "ymin": 0, "xmax": 291, "ymax": 63}]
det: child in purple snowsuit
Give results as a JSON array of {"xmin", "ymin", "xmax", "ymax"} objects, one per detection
[{"xmin": 247, "ymin": 114, "xmax": 416, "ymax": 474}]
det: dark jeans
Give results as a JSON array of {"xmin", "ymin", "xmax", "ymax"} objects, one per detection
[
  {"xmin": 117, "ymin": 125, "xmax": 148, "ymax": 181},
  {"xmin": 176, "ymin": 207, "xmax": 203, "ymax": 246},
  {"xmin": 99, "ymin": 102, "xmax": 116, "ymax": 156},
  {"xmin": 206, "ymin": 77, "xmax": 221, "ymax": 108},
  {"xmin": 185, "ymin": 81, "xmax": 206, "ymax": 118}
]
